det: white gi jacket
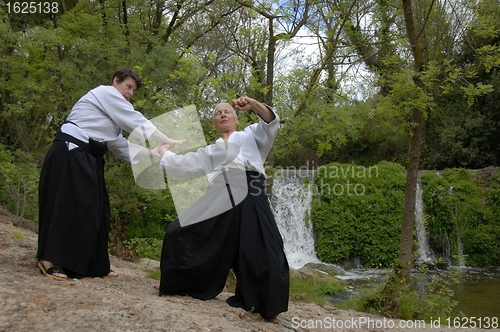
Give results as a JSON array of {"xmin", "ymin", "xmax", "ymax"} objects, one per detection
[
  {"xmin": 159, "ymin": 107, "xmax": 280, "ymax": 227},
  {"xmin": 160, "ymin": 107, "xmax": 280, "ymax": 179},
  {"xmin": 63, "ymin": 85, "xmax": 166, "ymax": 163}
]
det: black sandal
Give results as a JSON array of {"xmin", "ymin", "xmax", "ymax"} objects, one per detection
[{"xmin": 38, "ymin": 262, "xmax": 67, "ymax": 281}]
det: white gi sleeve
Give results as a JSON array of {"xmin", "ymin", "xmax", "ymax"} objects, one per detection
[
  {"xmin": 106, "ymin": 134, "xmax": 149, "ymax": 164},
  {"xmin": 90, "ymin": 87, "xmax": 168, "ymax": 143},
  {"xmin": 160, "ymin": 142, "xmax": 240, "ymax": 178}
]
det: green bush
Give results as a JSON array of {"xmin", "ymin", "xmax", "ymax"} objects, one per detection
[
  {"xmin": 420, "ymin": 171, "xmax": 455, "ymax": 237},
  {"xmin": 397, "ymin": 270, "xmax": 460, "ymax": 321},
  {"xmin": 312, "ymin": 161, "xmax": 406, "ymax": 268},
  {"xmin": 105, "ymin": 158, "xmax": 177, "ymax": 243},
  {"xmin": 312, "ymin": 163, "xmax": 499, "ymax": 268},
  {"xmin": 339, "ymin": 268, "xmax": 460, "ymax": 321},
  {"xmin": 421, "ymin": 168, "xmax": 500, "ymax": 266},
  {"xmin": 462, "ymin": 226, "xmax": 498, "ymax": 266},
  {"xmin": 0, "ymin": 144, "xmax": 39, "ymax": 222},
  {"xmin": 124, "ymin": 237, "xmax": 163, "ymax": 261}
]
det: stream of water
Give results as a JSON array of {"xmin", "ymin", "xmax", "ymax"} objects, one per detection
[
  {"xmin": 330, "ymin": 267, "xmax": 500, "ymax": 318},
  {"xmin": 272, "ymin": 173, "xmax": 500, "ymax": 319},
  {"xmin": 449, "ymin": 267, "xmax": 500, "ymax": 317}
]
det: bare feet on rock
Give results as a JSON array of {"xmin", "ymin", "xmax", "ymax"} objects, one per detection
[{"xmin": 106, "ymin": 266, "xmax": 119, "ymax": 277}]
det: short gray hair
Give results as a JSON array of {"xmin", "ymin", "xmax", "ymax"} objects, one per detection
[{"xmin": 213, "ymin": 102, "xmax": 237, "ymax": 117}]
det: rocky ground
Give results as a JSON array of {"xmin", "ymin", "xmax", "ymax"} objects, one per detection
[{"xmin": 0, "ymin": 206, "xmax": 491, "ymax": 332}]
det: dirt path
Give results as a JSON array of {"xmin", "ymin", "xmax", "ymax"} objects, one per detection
[{"xmin": 0, "ymin": 208, "xmax": 491, "ymax": 332}]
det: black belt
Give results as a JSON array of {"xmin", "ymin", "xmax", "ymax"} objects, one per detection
[{"xmin": 55, "ymin": 131, "xmax": 107, "ymax": 158}]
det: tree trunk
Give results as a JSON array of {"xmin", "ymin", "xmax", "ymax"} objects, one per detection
[
  {"xmin": 265, "ymin": 18, "xmax": 276, "ymax": 106},
  {"xmin": 398, "ymin": 0, "xmax": 426, "ymax": 281},
  {"xmin": 399, "ymin": 107, "xmax": 424, "ymax": 279},
  {"xmin": 370, "ymin": 2, "xmax": 427, "ymax": 315}
]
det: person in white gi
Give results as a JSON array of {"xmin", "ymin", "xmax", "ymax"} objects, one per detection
[
  {"xmin": 37, "ymin": 68, "xmax": 183, "ymax": 280},
  {"xmin": 156, "ymin": 97, "xmax": 289, "ymax": 319}
]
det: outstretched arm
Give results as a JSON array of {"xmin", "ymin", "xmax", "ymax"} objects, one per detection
[{"xmin": 232, "ymin": 96, "xmax": 276, "ymax": 123}]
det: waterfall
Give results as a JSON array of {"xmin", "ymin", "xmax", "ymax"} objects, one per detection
[
  {"xmin": 452, "ymin": 194, "xmax": 466, "ymax": 267},
  {"xmin": 271, "ymin": 171, "xmax": 320, "ymax": 269},
  {"xmin": 443, "ymin": 233, "xmax": 453, "ymax": 266},
  {"xmin": 456, "ymin": 226, "xmax": 466, "ymax": 267},
  {"xmin": 415, "ymin": 179, "xmax": 434, "ymax": 264}
]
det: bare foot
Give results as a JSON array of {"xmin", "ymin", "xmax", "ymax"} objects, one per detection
[
  {"xmin": 107, "ymin": 270, "xmax": 119, "ymax": 277},
  {"xmin": 153, "ymin": 284, "xmax": 159, "ymax": 290}
]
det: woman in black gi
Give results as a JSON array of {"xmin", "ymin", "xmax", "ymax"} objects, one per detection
[
  {"xmin": 155, "ymin": 97, "xmax": 289, "ymax": 319},
  {"xmin": 37, "ymin": 68, "xmax": 182, "ymax": 280}
]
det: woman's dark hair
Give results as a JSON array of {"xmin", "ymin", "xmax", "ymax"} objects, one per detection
[{"xmin": 111, "ymin": 68, "xmax": 142, "ymax": 89}]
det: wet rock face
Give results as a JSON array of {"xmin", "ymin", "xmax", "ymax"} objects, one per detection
[{"xmin": 293, "ymin": 262, "xmax": 347, "ymax": 280}]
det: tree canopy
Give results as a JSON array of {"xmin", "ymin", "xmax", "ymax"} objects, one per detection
[{"xmin": 0, "ymin": 0, "xmax": 498, "ymax": 169}]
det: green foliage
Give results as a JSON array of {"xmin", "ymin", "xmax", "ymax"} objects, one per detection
[
  {"xmin": 0, "ymin": 0, "xmax": 499, "ymax": 268},
  {"xmin": 12, "ymin": 230, "xmax": 25, "ymax": 240},
  {"xmin": 484, "ymin": 171, "xmax": 500, "ymax": 216},
  {"xmin": 330, "ymin": 101, "xmax": 409, "ymax": 166},
  {"xmin": 146, "ymin": 269, "xmax": 161, "ymax": 281},
  {"xmin": 378, "ymin": 68, "xmax": 432, "ymax": 123},
  {"xmin": 290, "ymin": 276, "xmax": 346, "ymax": 306},
  {"xmin": 0, "ymin": 144, "xmax": 39, "ymax": 221},
  {"xmin": 421, "ymin": 168, "xmax": 500, "ymax": 266},
  {"xmin": 422, "ymin": 0, "xmax": 500, "ymax": 169},
  {"xmin": 124, "ymin": 237, "xmax": 163, "ymax": 261},
  {"xmin": 340, "ymin": 265, "xmax": 459, "ymax": 321},
  {"xmin": 311, "ymin": 278, "xmax": 346, "ymax": 296},
  {"xmin": 311, "ymin": 162, "xmax": 500, "ymax": 267},
  {"xmin": 312, "ymin": 161, "xmax": 406, "ymax": 268},
  {"xmin": 0, "ymin": 0, "xmax": 184, "ymax": 153},
  {"xmin": 397, "ymin": 269, "xmax": 460, "ymax": 321},
  {"xmin": 338, "ymin": 283, "xmax": 384, "ymax": 314},
  {"xmin": 105, "ymin": 158, "xmax": 177, "ymax": 243},
  {"xmin": 273, "ymin": 91, "xmax": 393, "ymax": 167},
  {"xmin": 340, "ymin": 260, "xmax": 405, "ymax": 316},
  {"xmin": 420, "ymin": 172, "xmax": 455, "ymax": 237}
]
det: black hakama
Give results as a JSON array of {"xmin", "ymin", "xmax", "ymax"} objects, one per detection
[
  {"xmin": 37, "ymin": 131, "xmax": 111, "ymax": 277},
  {"xmin": 159, "ymin": 171, "xmax": 289, "ymax": 319}
]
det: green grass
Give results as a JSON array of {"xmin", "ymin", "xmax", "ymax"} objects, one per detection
[
  {"xmin": 146, "ymin": 269, "xmax": 161, "ymax": 280},
  {"xmin": 12, "ymin": 230, "xmax": 25, "ymax": 240},
  {"xmin": 290, "ymin": 276, "xmax": 346, "ymax": 306}
]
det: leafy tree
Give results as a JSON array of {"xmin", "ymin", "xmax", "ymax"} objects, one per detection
[
  {"xmin": 423, "ymin": 0, "xmax": 500, "ymax": 168},
  {"xmin": 271, "ymin": 0, "xmax": 379, "ymax": 167}
]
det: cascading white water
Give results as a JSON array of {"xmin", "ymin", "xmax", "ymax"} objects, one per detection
[
  {"xmin": 456, "ymin": 225, "xmax": 466, "ymax": 267},
  {"xmin": 443, "ymin": 234, "xmax": 453, "ymax": 266},
  {"xmin": 271, "ymin": 173, "xmax": 442, "ymax": 269},
  {"xmin": 415, "ymin": 178, "xmax": 434, "ymax": 264},
  {"xmin": 271, "ymin": 172, "xmax": 320, "ymax": 269},
  {"xmin": 451, "ymin": 188, "xmax": 466, "ymax": 267}
]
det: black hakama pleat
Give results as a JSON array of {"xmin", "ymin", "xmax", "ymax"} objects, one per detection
[
  {"xmin": 37, "ymin": 132, "xmax": 111, "ymax": 277},
  {"xmin": 159, "ymin": 171, "xmax": 289, "ymax": 318}
]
